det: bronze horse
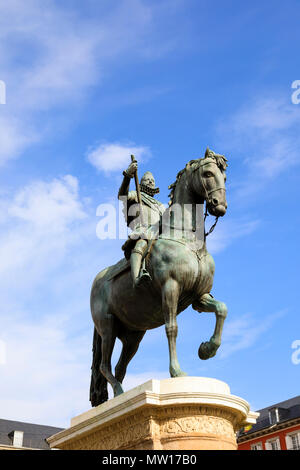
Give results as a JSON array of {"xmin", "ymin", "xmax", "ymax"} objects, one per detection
[{"xmin": 90, "ymin": 149, "xmax": 228, "ymax": 406}]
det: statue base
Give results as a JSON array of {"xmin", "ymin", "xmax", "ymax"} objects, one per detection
[{"xmin": 47, "ymin": 377, "xmax": 258, "ymax": 450}]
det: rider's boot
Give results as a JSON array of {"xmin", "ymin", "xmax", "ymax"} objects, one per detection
[{"xmin": 130, "ymin": 239, "xmax": 152, "ymax": 288}]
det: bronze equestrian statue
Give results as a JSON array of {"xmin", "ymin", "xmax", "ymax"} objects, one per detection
[{"xmin": 90, "ymin": 148, "xmax": 228, "ymax": 407}]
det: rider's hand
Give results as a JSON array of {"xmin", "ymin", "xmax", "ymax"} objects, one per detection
[{"xmin": 125, "ymin": 161, "xmax": 137, "ymax": 178}]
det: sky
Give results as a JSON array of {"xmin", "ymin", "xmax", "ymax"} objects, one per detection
[{"xmin": 0, "ymin": 0, "xmax": 300, "ymax": 428}]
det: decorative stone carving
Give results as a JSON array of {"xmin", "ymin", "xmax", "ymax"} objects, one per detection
[{"xmin": 47, "ymin": 377, "xmax": 259, "ymax": 451}]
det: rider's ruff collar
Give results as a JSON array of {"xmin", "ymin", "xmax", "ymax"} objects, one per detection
[{"xmin": 140, "ymin": 184, "xmax": 160, "ymax": 196}]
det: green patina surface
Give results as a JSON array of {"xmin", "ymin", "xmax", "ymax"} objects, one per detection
[{"xmin": 90, "ymin": 148, "xmax": 229, "ymax": 407}]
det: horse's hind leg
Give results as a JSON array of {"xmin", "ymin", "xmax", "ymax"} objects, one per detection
[
  {"xmin": 98, "ymin": 311, "xmax": 124, "ymax": 397},
  {"xmin": 115, "ymin": 329, "xmax": 145, "ymax": 384},
  {"xmin": 192, "ymin": 293, "xmax": 227, "ymax": 360}
]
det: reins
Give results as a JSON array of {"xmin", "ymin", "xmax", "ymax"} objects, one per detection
[
  {"xmin": 203, "ymin": 202, "xmax": 219, "ymax": 239},
  {"xmin": 197, "ymin": 161, "xmax": 224, "ymax": 240}
]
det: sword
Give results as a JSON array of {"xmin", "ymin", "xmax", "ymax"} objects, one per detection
[{"xmin": 131, "ymin": 154, "xmax": 145, "ymax": 227}]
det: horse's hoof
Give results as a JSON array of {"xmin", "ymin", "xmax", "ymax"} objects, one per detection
[
  {"xmin": 113, "ymin": 383, "xmax": 124, "ymax": 397},
  {"xmin": 198, "ymin": 341, "xmax": 218, "ymax": 360},
  {"xmin": 170, "ymin": 367, "xmax": 187, "ymax": 378},
  {"xmin": 176, "ymin": 370, "xmax": 188, "ymax": 377}
]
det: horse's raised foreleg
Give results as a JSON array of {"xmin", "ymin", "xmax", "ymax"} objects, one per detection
[
  {"xmin": 115, "ymin": 329, "xmax": 145, "ymax": 384},
  {"xmin": 162, "ymin": 278, "xmax": 187, "ymax": 377},
  {"xmin": 192, "ymin": 293, "xmax": 227, "ymax": 360}
]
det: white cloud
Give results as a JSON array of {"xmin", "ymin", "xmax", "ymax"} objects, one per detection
[
  {"xmin": 0, "ymin": 311, "xmax": 91, "ymax": 427},
  {"xmin": 0, "ymin": 305, "xmax": 167, "ymax": 427},
  {"xmin": 206, "ymin": 218, "xmax": 259, "ymax": 254},
  {"xmin": 0, "ymin": 115, "xmax": 38, "ymax": 165},
  {"xmin": 87, "ymin": 142, "xmax": 151, "ymax": 173},
  {"xmin": 216, "ymin": 96, "xmax": 300, "ymax": 200},
  {"xmin": 223, "ymin": 98, "xmax": 300, "ymax": 136},
  {"xmin": 8, "ymin": 175, "xmax": 85, "ymax": 229},
  {"xmin": 0, "ymin": 175, "xmax": 88, "ymax": 285},
  {"xmin": 0, "ymin": 0, "xmax": 184, "ymax": 165},
  {"xmin": 0, "ymin": 1, "xmax": 102, "ymax": 163},
  {"xmin": 219, "ymin": 310, "xmax": 286, "ymax": 359}
]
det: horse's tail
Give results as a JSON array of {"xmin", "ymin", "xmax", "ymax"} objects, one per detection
[{"xmin": 89, "ymin": 327, "xmax": 108, "ymax": 407}]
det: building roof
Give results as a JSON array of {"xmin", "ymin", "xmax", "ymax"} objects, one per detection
[
  {"xmin": 238, "ymin": 395, "xmax": 300, "ymax": 439},
  {"xmin": 0, "ymin": 418, "xmax": 64, "ymax": 449}
]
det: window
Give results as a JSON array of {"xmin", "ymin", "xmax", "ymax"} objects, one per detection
[
  {"xmin": 250, "ymin": 442, "xmax": 263, "ymax": 450},
  {"xmin": 270, "ymin": 440, "xmax": 279, "ymax": 450},
  {"xmin": 265, "ymin": 437, "xmax": 281, "ymax": 450},
  {"xmin": 8, "ymin": 430, "xmax": 24, "ymax": 448},
  {"xmin": 286, "ymin": 432, "xmax": 300, "ymax": 450},
  {"xmin": 268, "ymin": 408, "xmax": 279, "ymax": 425}
]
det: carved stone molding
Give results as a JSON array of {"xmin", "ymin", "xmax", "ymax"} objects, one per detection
[
  {"xmin": 47, "ymin": 377, "xmax": 258, "ymax": 450},
  {"xmin": 52, "ymin": 406, "xmax": 238, "ymax": 450}
]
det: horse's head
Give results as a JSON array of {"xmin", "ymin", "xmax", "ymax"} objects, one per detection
[{"xmin": 192, "ymin": 148, "xmax": 228, "ymax": 217}]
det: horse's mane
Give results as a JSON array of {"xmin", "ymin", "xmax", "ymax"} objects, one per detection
[{"xmin": 168, "ymin": 148, "xmax": 228, "ymax": 206}]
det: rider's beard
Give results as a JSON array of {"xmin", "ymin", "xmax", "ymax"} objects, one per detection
[{"xmin": 140, "ymin": 184, "xmax": 160, "ymax": 197}]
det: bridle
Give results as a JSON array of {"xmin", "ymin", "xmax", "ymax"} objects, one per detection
[{"xmin": 194, "ymin": 160, "xmax": 226, "ymax": 239}]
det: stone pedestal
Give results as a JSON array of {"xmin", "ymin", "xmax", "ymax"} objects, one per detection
[{"xmin": 47, "ymin": 377, "xmax": 258, "ymax": 450}]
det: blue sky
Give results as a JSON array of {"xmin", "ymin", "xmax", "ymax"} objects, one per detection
[{"xmin": 0, "ymin": 0, "xmax": 300, "ymax": 427}]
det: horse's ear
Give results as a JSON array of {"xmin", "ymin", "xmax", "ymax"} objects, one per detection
[{"xmin": 205, "ymin": 147, "xmax": 210, "ymax": 158}]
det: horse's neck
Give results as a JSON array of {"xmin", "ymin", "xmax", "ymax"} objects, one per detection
[
  {"xmin": 172, "ymin": 170, "xmax": 195, "ymax": 205},
  {"xmin": 170, "ymin": 170, "xmax": 205, "ymax": 233}
]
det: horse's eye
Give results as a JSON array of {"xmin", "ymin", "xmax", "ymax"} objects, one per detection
[{"xmin": 204, "ymin": 172, "xmax": 213, "ymax": 178}]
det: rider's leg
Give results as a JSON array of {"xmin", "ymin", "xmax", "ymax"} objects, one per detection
[{"xmin": 130, "ymin": 239, "xmax": 151, "ymax": 287}]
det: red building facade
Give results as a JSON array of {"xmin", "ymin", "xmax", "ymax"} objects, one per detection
[{"xmin": 238, "ymin": 395, "xmax": 300, "ymax": 450}]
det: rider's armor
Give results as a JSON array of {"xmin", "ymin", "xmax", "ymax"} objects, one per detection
[{"xmin": 118, "ymin": 167, "xmax": 165, "ymax": 287}]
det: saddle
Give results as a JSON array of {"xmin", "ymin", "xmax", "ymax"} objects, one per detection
[{"xmin": 107, "ymin": 239, "xmax": 156, "ymax": 281}]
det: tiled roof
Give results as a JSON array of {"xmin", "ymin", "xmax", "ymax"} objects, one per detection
[
  {"xmin": 0, "ymin": 418, "xmax": 64, "ymax": 449},
  {"xmin": 238, "ymin": 395, "xmax": 300, "ymax": 438}
]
